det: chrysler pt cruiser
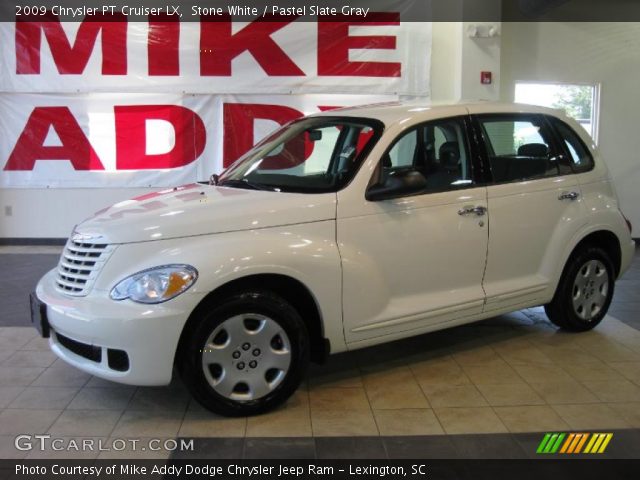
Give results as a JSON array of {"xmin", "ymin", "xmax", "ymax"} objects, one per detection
[{"xmin": 32, "ymin": 102, "xmax": 635, "ymax": 416}]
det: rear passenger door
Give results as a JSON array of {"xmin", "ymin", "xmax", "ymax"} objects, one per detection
[{"xmin": 474, "ymin": 113, "xmax": 585, "ymax": 313}]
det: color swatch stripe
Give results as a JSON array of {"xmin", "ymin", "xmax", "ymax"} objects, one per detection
[{"xmin": 538, "ymin": 433, "xmax": 613, "ymax": 454}]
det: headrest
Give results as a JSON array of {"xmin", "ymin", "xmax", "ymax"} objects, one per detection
[
  {"xmin": 439, "ymin": 141, "xmax": 460, "ymax": 168},
  {"xmin": 517, "ymin": 143, "xmax": 549, "ymax": 158}
]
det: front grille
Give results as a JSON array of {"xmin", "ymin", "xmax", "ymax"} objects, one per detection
[
  {"xmin": 55, "ymin": 239, "xmax": 114, "ymax": 296},
  {"xmin": 56, "ymin": 332, "xmax": 102, "ymax": 363}
]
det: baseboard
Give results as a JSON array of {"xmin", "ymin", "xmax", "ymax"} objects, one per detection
[{"xmin": 0, "ymin": 237, "xmax": 66, "ymax": 246}]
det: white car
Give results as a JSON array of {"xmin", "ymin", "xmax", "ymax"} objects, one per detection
[{"xmin": 32, "ymin": 102, "xmax": 635, "ymax": 416}]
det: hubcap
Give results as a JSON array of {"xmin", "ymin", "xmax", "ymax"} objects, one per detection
[
  {"xmin": 571, "ymin": 259, "xmax": 609, "ymax": 321},
  {"xmin": 201, "ymin": 313, "xmax": 291, "ymax": 401}
]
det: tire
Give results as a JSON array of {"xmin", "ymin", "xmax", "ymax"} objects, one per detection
[
  {"xmin": 545, "ymin": 246, "xmax": 615, "ymax": 332},
  {"xmin": 179, "ymin": 291, "xmax": 309, "ymax": 416}
]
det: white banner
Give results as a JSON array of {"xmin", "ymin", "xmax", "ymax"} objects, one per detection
[
  {"xmin": 0, "ymin": 17, "xmax": 430, "ymax": 187},
  {"xmin": 0, "ymin": 20, "xmax": 430, "ymax": 95},
  {"xmin": 0, "ymin": 93, "xmax": 396, "ymax": 187}
]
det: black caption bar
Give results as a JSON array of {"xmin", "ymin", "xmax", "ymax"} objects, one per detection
[
  {"xmin": 1, "ymin": 0, "xmax": 640, "ymax": 22},
  {"xmin": 3, "ymin": 459, "xmax": 640, "ymax": 480}
]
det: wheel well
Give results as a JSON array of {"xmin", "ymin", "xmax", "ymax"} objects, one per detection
[
  {"xmin": 571, "ymin": 230, "xmax": 622, "ymax": 277},
  {"xmin": 176, "ymin": 274, "xmax": 329, "ymax": 365}
]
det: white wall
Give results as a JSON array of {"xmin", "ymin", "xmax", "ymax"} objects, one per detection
[{"xmin": 500, "ymin": 22, "xmax": 640, "ymax": 232}]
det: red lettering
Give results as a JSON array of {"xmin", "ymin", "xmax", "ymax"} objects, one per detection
[
  {"xmin": 317, "ymin": 13, "xmax": 400, "ymax": 77},
  {"xmin": 4, "ymin": 107, "xmax": 104, "ymax": 171},
  {"xmin": 15, "ymin": 13, "xmax": 127, "ymax": 75},
  {"xmin": 200, "ymin": 14, "xmax": 304, "ymax": 76},
  {"xmin": 148, "ymin": 14, "xmax": 180, "ymax": 76},
  {"xmin": 114, "ymin": 105, "xmax": 206, "ymax": 170},
  {"xmin": 223, "ymin": 103, "xmax": 303, "ymax": 167}
]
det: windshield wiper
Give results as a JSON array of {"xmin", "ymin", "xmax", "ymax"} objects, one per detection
[{"xmin": 217, "ymin": 178, "xmax": 278, "ymax": 191}]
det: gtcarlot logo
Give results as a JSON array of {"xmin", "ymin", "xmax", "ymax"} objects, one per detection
[
  {"xmin": 536, "ymin": 432, "xmax": 613, "ymax": 454},
  {"xmin": 14, "ymin": 434, "xmax": 194, "ymax": 453}
]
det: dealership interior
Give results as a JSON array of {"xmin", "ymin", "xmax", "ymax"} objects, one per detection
[{"xmin": 1, "ymin": 2, "xmax": 640, "ymax": 462}]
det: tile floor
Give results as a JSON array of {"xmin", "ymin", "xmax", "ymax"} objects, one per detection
[{"xmin": 0, "ymin": 246, "xmax": 638, "ymax": 459}]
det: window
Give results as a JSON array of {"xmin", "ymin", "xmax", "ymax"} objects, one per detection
[
  {"xmin": 220, "ymin": 117, "xmax": 381, "ymax": 193},
  {"xmin": 515, "ymin": 82, "xmax": 599, "ymax": 142},
  {"xmin": 549, "ymin": 117, "xmax": 595, "ymax": 173},
  {"xmin": 479, "ymin": 115, "xmax": 562, "ymax": 183},
  {"xmin": 378, "ymin": 118, "xmax": 473, "ymax": 193}
]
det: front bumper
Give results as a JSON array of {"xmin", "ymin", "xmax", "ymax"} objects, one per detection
[{"xmin": 35, "ymin": 269, "xmax": 205, "ymax": 386}]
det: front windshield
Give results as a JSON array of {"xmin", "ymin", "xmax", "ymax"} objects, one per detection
[{"xmin": 218, "ymin": 116, "xmax": 383, "ymax": 193}]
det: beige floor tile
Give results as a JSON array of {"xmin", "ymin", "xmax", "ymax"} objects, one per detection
[
  {"xmin": 512, "ymin": 364, "xmax": 574, "ymax": 384},
  {"xmin": 476, "ymin": 383, "xmax": 545, "ymax": 406},
  {"xmin": 535, "ymin": 345, "xmax": 602, "ymax": 365},
  {"xmin": 67, "ymin": 387, "xmax": 135, "ymax": 410},
  {"xmin": 374, "ymin": 409, "xmax": 444, "ymax": 436},
  {"xmin": 0, "ymin": 386, "xmax": 25, "ymax": 408},
  {"xmin": 179, "ymin": 409, "xmax": 246, "ymax": 437},
  {"xmin": 309, "ymin": 387, "xmax": 370, "ymax": 411},
  {"xmin": 497, "ymin": 346, "xmax": 554, "ymax": 366},
  {"xmin": 48, "ymin": 409, "xmax": 122, "ymax": 436},
  {"xmin": 19, "ymin": 336, "xmax": 51, "ymax": 352},
  {"xmin": 246, "ymin": 407, "xmax": 312, "ymax": 437},
  {"xmin": 31, "ymin": 364, "xmax": 90, "ymax": 387},
  {"xmin": 0, "ymin": 409, "xmax": 61, "ymax": 436},
  {"xmin": 1, "ymin": 351, "xmax": 57, "ymax": 368},
  {"xmin": 434, "ymin": 407, "xmax": 508, "ymax": 434},
  {"xmin": 551, "ymin": 404, "xmax": 630, "ymax": 430},
  {"xmin": 25, "ymin": 437, "xmax": 105, "ymax": 459},
  {"xmin": 8, "ymin": 386, "xmax": 79, "ymax": 410},
  {"xmin": 112, "ymin": 410, "xmax": 183, "ymax": 437},
  {"xmin": 462, "ymin": 362, "xmax": 523, "ymax": 385},
  {"xmin": 308, "ymin": 368, "xmax": 363, "ymax": 388},
  {"xmin": 421, "ymin": 384, "xmax": 487, "ymax": 408},
  {"xmin": 0, "ymin": 366, "xmax": 45, "ymax": 386},
  {"xmin": 582, "ymin": 380, "xmax": 640, "ymax": 403},
  {"xmin": 606, "ymin": 402, "xmax": 640, "ymax": 427},
  {"xmin": 98, "ymin": 437, "xmax": 171, "ymax": 459},
  {"xmin": 451, "ymin": 346, "xmax": 502, "ymax": 366},
  {"xmin": 494, "ymin": 405, "xmax": 570, "ymax": 433},
  {"xmin": 0, "ymin": 349, "xmax": 14, "ymax": 364},
  {"xmin": 363, "ymin": 367, "xmax": 429, "ymax": 409},
  {"xmin": 577, "ymin": 341, "xmax": 640, "ymax": 362},
  {"xmin": 409, "ymin": 358, "xmax": 471, "ymax": 386},
  {"xmin": 311, "ymin": 409, "xmax": 379, "ymax": 436},
  {"xmin": 0, "ymin": 434, "xmax": 29, "ymax": 459},
  {"xmin": 529, "ymin": 381, "xmax": 600, "ymax": 404},
  {"xmin": 607, "ymin": 362, "xmax": 640, "ymax": 384},
  {"xmin": 561, "ymin": 361, "xmax": 626, "ymax": 382},
  {"xmin": 128, "ymin": 387, "xmax": 190, "ymax": 412},
  {"xmin": 0, "ymin": 327, "xmax": 37, "ymax": 345}
]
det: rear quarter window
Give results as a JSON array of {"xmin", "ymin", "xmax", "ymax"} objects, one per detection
[{"xmin": 549, "ymin": 117, "xmax": 595, "ymax": 173}]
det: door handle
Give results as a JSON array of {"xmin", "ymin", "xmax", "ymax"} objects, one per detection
[
  {"xmin": 558, "ymin": 191, "xmax": 580, "ymax": 201},
  {"xmin": 458, "ymin": 205, "xmax": 487, "ymax": 216}
]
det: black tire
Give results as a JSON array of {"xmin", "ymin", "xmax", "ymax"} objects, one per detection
[
  {"xmin": 178, "ymin": 290, "xmax": 309, "ymax": 416},
  {"xmin": 545, "ymin": 246, "xmax": 615, "ymax": 332}
]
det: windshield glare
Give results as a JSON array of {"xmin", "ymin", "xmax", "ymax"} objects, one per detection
[{"xmin": 219, "ymin": 117, "xmax": 382, "ymax": 193}]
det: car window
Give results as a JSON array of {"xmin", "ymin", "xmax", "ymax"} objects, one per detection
[
  {"xmin": 478, "ymin": 115, "xmax": 561, "ymax": 183},
  {"xmin": 377, "ymin": 117, "xmax": 474, "ymax": 194},
  {"xmin": 549, "ymin": 118, "xmax": 595, "ymax": 173},
  {"xmin": 219, "ymin": 117, "xmax": 382, "ymax": 193}
]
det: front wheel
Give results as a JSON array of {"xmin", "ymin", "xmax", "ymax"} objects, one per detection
[
  {"xmin": 179, "ymin": 291, "xmax": 309, "ymax": 416},
  {"xmin": 545, "ymin": 246, "xmax": 615, "ymax": 332}
]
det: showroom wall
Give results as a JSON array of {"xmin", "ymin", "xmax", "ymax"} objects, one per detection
[{"xmin": 500, "ymin": 22, "xmax": 640, "ymax": 232}]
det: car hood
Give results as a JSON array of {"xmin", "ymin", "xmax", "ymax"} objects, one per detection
[{"xmin": 74, "ymin": 184, "xmax": 337, "ymax": 244}]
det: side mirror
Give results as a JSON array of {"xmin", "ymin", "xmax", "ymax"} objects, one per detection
[{"xmin": 366, "ymin": 170, "xmax": 427, "ymax": 201}]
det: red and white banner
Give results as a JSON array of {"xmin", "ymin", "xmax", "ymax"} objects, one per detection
[{"xmin": 0, "ymin": 18, "xmax": 430, "ymax": 187}]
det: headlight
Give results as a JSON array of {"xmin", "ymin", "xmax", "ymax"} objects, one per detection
[{"xmin": 110, "ymin": 265, "xmax": 198, "ymax": 304}]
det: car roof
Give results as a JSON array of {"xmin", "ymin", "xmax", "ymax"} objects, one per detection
[{"xmin": 312, "ymin": 100, "xmax": 568, "ymax": 127}]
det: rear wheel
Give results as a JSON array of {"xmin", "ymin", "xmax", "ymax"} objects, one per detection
[
  {"xmin": 179, "ymin": 291, "xmax": 309, "ymax": 416},
  {"xmin": 545, "ymin": 246, "xmax": 615, "ymax": 332}
]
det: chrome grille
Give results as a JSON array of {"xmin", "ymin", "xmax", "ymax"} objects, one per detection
[{"xmin": 55, "ymin": 239, "xmax": 114, "ymax": 296}]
